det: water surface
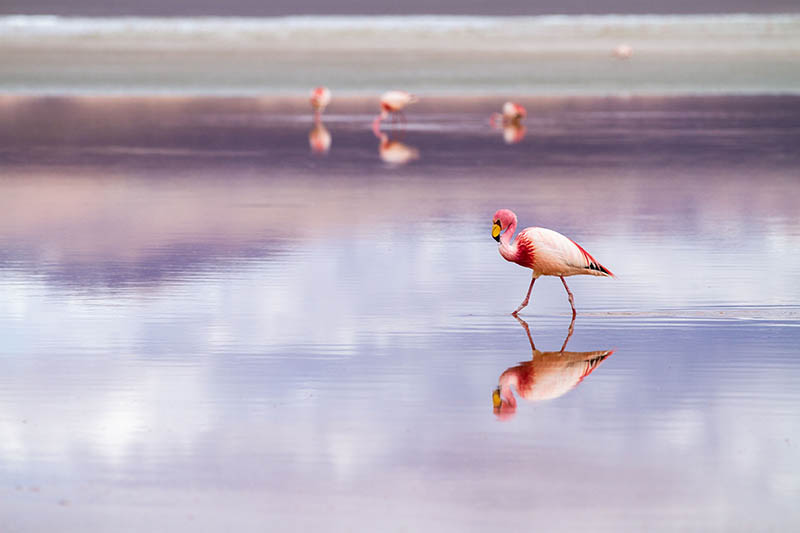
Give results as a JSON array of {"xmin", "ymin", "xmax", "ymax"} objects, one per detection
[{"xmin": 1, "ymin": 95, "xmax": 799, "ymax": 531}]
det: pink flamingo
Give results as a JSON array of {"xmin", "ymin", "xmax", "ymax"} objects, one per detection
[
  {"xmin": 372, "ymin": 90, "xmax": 418, "ymax": 135},
  {"xmin": 490, "ymin": 101, "xmax": 527, "ymax": 128},
  {"xmin": 613, "ymin": 43, "xmax": 633, "ymax": 60},
  {"xmin": 310, "ymin": 86, "xmax": 331, "ymax": 118},
  {"xmin": 492, "ymin": 209, "xmax": 614, "ymax": 316},
  {"xmin": 493, "ymin": 315, "xmax": 613, "ymax": 419}
]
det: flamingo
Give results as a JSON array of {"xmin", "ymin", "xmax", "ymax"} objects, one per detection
[
  {"xmin": 613, "ymin": 44, "xmax": 633, "ymax": 60},
  {"xmin": 372, "ymin": 90, "xmax": 418, "ymax": 135},
  {"xmin": 490, "ymin": 101, "xmax": 527, "ymax": 128},
  {"xmin": 492, "ymin": 208, "xmax": 613, "ymax": 316},
  {"xmin": 492, "ymin": 316, "xmax": 613, "ymax": 419},
  {"xmin": 310, "ymin": 86, "xmax": 331, "ymax": 117}
]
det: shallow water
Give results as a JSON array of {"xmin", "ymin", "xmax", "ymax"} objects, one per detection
[{"xmin": 1, "ymin": 95, "xmax": 799, "ymax": 531}]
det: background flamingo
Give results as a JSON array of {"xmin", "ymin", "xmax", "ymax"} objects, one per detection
[
  {"xmin": 613, "ymin": 43, "xmax": 633, "ymax": 59},
  {"xmin": 310, "ymin": 86, "xmax": 331, "ymax": 118},
  {"xmin": 372, "ymin": 90, "xmax": 418, "ymax": 135},
  {"xmin": 492, "ymin": 208, "xmax": 613, "ymax": 316},
  {"xmin": 490, "ymin": 101, "xmax": 527, "ymax": 128},
  {"xmin": 493, "ymin": 316, "xmax": 613, "ymax": 419}
]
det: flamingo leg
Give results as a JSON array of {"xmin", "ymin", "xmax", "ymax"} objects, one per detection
[
  {"xmin": 559, "ymin": 314, "xmax": 576, "ymax": 353},
  {"xmin": 512, "ymin": 276, "xmax": 536, "ymax": 316},
  {"xmin": 560, "ymin": 276, "xmax": 577, "ymax": 319},
  {"xmin": 513, "ymin": 314, "xmax": 536, "ymax": 351}
]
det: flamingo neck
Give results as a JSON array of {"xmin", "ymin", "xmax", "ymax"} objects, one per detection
[
  {"xmin": 498, "ymin": 218, "xmax": 518, "ymax": 261},
  {"xmin": 499, "ymin": 382, "xmax": 517, "ymax": 409}
]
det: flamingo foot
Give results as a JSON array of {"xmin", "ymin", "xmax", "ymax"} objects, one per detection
[
  {"xmin": 560, "ymin": 276, "xmax": 577, "ymax": 318},
  {"xmin": 512, "ymin": 276, "xmax": 536, "ymax": 316}
]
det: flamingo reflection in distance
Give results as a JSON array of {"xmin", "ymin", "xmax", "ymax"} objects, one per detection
[
  {"xmin": 502, "ymin": 122, "xmax": 526, "ymax": 144},
  {"xmin": 492, "ymin": 209, "xmax": 614, "ymax": 317},
  {"xmin": 373, "ymin": 117, "xmax": 418, "ymax": 166},
  {"xmin": 377, "ymin": 131, "xmax": 419, "ymax": 166},
  {"xmin": 309, "ymin": 121, "xmax": 331, "ymax": 155},
  {"xmin": 491, "ymin": 102, "xmax": 527, "ymax": 144},
  {"xmin": 493, "ymin": 316, "xmax": 613, "ymax": 420}
]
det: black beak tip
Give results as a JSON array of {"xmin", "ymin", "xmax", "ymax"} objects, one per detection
[{"xmin": 493, "ymin": 234, "xmax": 501, "ymax": 242}]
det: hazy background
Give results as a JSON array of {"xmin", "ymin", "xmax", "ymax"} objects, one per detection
[{"xmin": 2, "ymin": 0, "xmax": 799, "ymax": 16}]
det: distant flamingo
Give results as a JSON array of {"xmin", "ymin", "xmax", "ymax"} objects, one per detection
[
  {"xmin": 492, "ymin": 209, "xmax": 613, "ymax": 316},
  {"xmin": 490, "ymin": 101, "xmax": 527, "ymax": 128},
  {"xmin": 372, "ymin": 90, "xmax": 418, "ymax": 135},
  {"xmin": 613, "ymin": 44, "xmax": 633, "ymax": 60},
  {"xmin": 493, "ymin": 315, "xmax": 613, "ymax": 419},
  {"xmin": 310, "ymin": 86, "xmax": 331, "ymax": 117}
]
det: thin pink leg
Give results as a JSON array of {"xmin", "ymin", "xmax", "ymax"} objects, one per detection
[
  {"xmin": 560, "ymin": 276, "xmax": 577, "ymax": 319},
  {"xmin": 512, "ymin": 276, "xmax": 536, "ymax": 316},
  {"xmin": 559, "ymin": 314, "xmax": 576, "ymax": 353},
  {"xmin": 513, "ymin": 314, "xmax": 536, "ymax": 351}
]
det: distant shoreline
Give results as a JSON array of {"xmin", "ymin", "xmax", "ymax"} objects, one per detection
[{"xmin": 2, "ymin": 14, "xmax": 799, "ymax": 96}]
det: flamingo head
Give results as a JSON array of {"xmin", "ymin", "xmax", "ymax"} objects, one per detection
[
  {"xmin": 492, "ymin": 385, "xmax": 517, "ymax": 420},
  {"xmin": 491, "ymin": 209, "xmax": 517, "ymax": 241}
]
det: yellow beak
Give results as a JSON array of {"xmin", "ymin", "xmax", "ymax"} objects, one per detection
[
  {"xmin": 492, "ymin": 388, "xmax": 502, "ymax": 408},
  {"xmin": 491, "ymin": 222, "xmax": 501, "ymax": 241}
]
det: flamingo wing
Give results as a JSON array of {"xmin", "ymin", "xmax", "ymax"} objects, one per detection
[{"xmin": 521, "ymin": 227, "xmax": 613, "ymax": 277}]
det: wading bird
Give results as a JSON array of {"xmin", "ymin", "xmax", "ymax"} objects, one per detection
[
  {"xmin": 372, "ymin": 90, "xmax": 418, "ymax": 135},
  {"xmin": 490, "ymin": 101, "xmax": 527, "ymax": 127},
  {"xmin": 492, "ymin": 208, "xmax": 613, "ymax": 316},
  {"xmin": 310, "ymin": 86, "xmax": 331, "ymax": 117},
  {"xmin": 492, "ymin": 316, "xmax": 613, "ymax": 419},
  {"xmin": 613, "ymin": 43, "xmax": 633, "ymax": 59}
]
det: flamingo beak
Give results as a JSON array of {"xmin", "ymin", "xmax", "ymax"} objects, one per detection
[
  {"xmin": 492, "ymin": 387, "xmax": 503, "ymax": 408},
  {"xmin": 492, "ymin": 221, "xmax": 502, "ymax": 241}
]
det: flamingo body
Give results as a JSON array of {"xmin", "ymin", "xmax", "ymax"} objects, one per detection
[
  {"xmin": 502, "ymin": 101, "xmax": 527, "ymax": 122},
  {"xmin": 613, "ymin": 44, "xmax": 633, "ymax": 59},
  {"xmin": 380, "ymin": 90, "xmax": 418, "ymax": 113},
  {"xmin": 492, "ymin": 208, "xmax": 612, "ymax": 315},
  {"xmin": 373, "ymin": 90, "xmax": 419, "ymax": 135},
  {"xmin": 500, "ymin": 226, "xmax": 611, "ymax": 277},
  {"xmin": 310, "ymin": 86, "xmax": 331, "ymax": 113}
]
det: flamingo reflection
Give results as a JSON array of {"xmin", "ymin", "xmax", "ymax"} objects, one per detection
[
  {"xmin": 492, "ymin": 316, "xmax": 612, "ymax": 419},
  {"xmin": 373, "ymin": 118, "xmax": 419, "ymax": 166},
  {"xmin": 308, "ymin": 120, "xmax": 331, "ymax": 155},
  {"xmin": 491, "ymin": 102, "xmax": 527, "ymax": 144},
  {"xmin": 502, "ymin": 122, "xmax": 526, "ymax": 144}
]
